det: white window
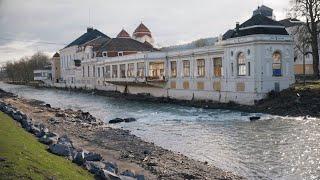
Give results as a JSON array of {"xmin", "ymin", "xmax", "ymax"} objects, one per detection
[
  {"xmin": 112, "ymin": 65, "xmax": 118, "ymax": 78},
  {"xmin": 170, "ymin": 61, "xmax": 177, "ymax": 77},
  {"xmin": 127, "ymin": 63, "xmax": 135, "ymax": 77},
  {"xmin": 118, "ymin": 52, "xmax": 124, "ymax": 56},
  {"xmin": 137, "ymin": 62, "xmax": 145, "ymax": 77},
  {"xmin": 120, "ymin": 64, "xmax": 126, "ymax": 78},
  {"xmin": 237, "ymin": 52, "xmax": 246, "ymax": 76},
  {"xmin": 197, "ymin": 59, "xmax": 205, "ymax": 77},
  {"xmin": 272, "ymin": 51, "xmax": 282, "ymax": 76},
  {"xmin": 183, "ymin": 60, "xmax": 190, "ymax": 77}
]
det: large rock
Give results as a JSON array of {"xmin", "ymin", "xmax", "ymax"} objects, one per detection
[
  {"xmin": 12, "ymin": 113, "xmax": 23, "ymax": 122},
  {"xmin": 39, "ymin": 135, "xmax": 58, "ymax": 145},
  {"xmin": 120, "ymin": 170, "xmax": 135, "ymax": 177},
  {"xmin": 84, "ymin": 152, "xmax": 102, "ymax": 162},
  {"xmin": 123, "ymin": 118, "xmax": 136, "ymax": 123},
  {"xmin": 136, "ymin": 175, "xmax": 145, "ymax": 180},
  {"xmin": 100, "ymin": 169, "xmax": 121, "ymax": 180},
  {"xmin": 109, "ymin": 118, "xmax": 124, "ymax": 124},
  {"xmin": 0, "ymin": 102, "xmax": 5, "ymax": 111},
  {"xmin": 72, "ymin": 150, "xmax": 85, "ymax": 165},
  {"xmin": 57, "ymin": 135, "xmax": 73, "ymax": 148},
  {"xmin": 84, "ymin": 161, "xmax": 105, "ymax": 175},
  {"xmin": 119, "ymin": 176, "xmax": 136, "ymax": 180},
  {"xmin": 103, "ymin": 161, "xmax": 119, "ymax": 174},
  {"xmin": 21, "ymin": 119, "xmax": 33, "ymax": 132},
  {"xmin": 49, "ymin": 143, "xmax": 73, "ymax": 156},
  {"xmin": 30, "ymin": 125, "xmax": 43, "ymax": 137}
]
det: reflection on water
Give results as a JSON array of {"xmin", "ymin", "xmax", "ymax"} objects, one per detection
[{"xmin": 1, "ymin": 82, "xmax": 320, "ymax": 179}]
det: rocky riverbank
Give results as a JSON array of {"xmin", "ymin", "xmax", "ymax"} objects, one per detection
[{"xmin": 0, "ymin": 88, "xmax": 242, "ymax": 180}]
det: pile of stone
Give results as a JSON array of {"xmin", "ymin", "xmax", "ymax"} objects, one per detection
[
  {"xmin": 109, "ymin": 117, "xmax": 137, "ymax": 124},
  {"xmin": 0, "ymin": 101, "xmax": 145, "ymax": 180}
]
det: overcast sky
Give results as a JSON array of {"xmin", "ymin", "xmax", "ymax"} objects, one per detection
[{"xmin": 0, "ymin": 0, "xmax": 291, "ymax": 64}]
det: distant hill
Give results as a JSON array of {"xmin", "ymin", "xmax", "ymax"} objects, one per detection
[{"xmin": 161, "ymin": 37, "xmax": 218, "ymax": 51}]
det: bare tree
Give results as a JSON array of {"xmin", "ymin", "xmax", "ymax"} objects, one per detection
[
  {"xmin": 290, "ymin": 0, "xmax": 320, "ymax": 78},
  {"xmin": 4, "ymin": 52, "xmax": 50, "ymax": 83},
  {"xmin": 291, "ymin": 25, "xmax": 312, "ymax": 83}
]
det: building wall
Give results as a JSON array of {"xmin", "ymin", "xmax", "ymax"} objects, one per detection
[
  {"xmin": 133, "ymin": 35, "xmax": 154, "ymax": 46},
  {"xmin": 51, "ymin": 56, "xmax": 61, "ymax": 83},
  {"xmin": 57, "ymin": 34, "xmax": 294, "ymax": 105}
]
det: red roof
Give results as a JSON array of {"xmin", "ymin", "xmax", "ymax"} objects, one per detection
[
  {"xmin": 134, "ymin": 23, "xmax": 151, "ymax": 33},
  {"xmin": 53, "ymin": 52, "xmax": 60, "ymax": 57},
  {"xmin": 133, "ymin": 23, "xmax": 152, "ymax": 38},
  {"xmin": 117, "ymin": 29, "xmax": 131, "ymax": 38}
]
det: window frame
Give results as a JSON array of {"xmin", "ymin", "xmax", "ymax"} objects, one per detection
[
  {"xmin": 197, "ymin": 59, "xmax": 205, "ymax": 77},
  {"xmin": 120, "ymin": 64, "xmax": 126, "ymax": 78},
  {"xmin": 183, "ymin": 60, "xmax": 190, "ymax": 77},
  {"xmin": 272, "ymin": 51, "xmax": 282, "ymax": 77},
  {"xmin": 127, "ymin": 63, "xmax": 135, "ymax": 77},
  {"xmin": 237, "ymin": 52, "xmax": 246, "ymax": 76},
  {"xmin": 170, "ymin": 61, "xmax": 177, "ymax": 77},
  {"xmin": 213, "ymin": 57, "xmax": 222, "ymax": 77},
  {"xmin": 112, "ymin": 65, "xmax": 118, "ymax": 78},
  {"xmin": 137, "ymin": 62, "xmax": 145, "ymax": 78}
]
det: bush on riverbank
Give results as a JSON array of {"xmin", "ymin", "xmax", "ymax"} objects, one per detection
[
  {"xmin": 255, "ymin": 82, "xmax": 320, "ymax": 117},
  {"xmin": 0, "ymin": 112, "xmax": 94, "ymax": 180}
]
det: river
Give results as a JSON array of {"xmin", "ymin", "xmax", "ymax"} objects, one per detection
[{"xmin": 1, "ymin": 82, "xmax": 319, "ymax": 179}]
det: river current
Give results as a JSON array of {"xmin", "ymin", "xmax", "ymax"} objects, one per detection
[{"xmin": 1, "ymin": 82, "xmax": 319, "ymax": 179}]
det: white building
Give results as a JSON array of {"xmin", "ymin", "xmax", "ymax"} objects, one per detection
[
  {"xmin": 33, "ymin": 69, "xmax": 52, "ymax": 83},
  {"xmin": 58, "ymin": 11, "xmax": 295, "ymax": 105}
]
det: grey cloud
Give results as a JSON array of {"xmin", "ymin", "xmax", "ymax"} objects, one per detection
[{"xmin": 0, "ymin": 0, "xmax": 290, "ymax": 63}]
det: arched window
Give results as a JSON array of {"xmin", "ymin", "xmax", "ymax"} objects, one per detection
[
  {"xmin": 272, "ymin": 51, "xmax": 282, "ymax": 76},
  {"xmin": 237, "ymin": 52, "xmax": 246, "ymax": 76}
]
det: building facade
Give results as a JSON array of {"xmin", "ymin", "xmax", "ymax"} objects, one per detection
[
  {"xmin": 51, "ymin": 52, "xmax": 61, "ymax": 83},
  {"xmin": 56, "ymin": 14, "xmax": 295, "ymax": 105}
]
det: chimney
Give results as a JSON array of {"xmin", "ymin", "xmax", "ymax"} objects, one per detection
[
  {"xmin": 236, "ymin": 22, "xmax": 240, "ymax": 35},
  {"xmin": 87, "ymin": 27, "xmax": 94, "ymax": 33}
]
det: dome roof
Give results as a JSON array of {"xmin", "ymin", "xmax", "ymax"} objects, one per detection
[
  {"xmin": 53, "ymin": 52, "xmax": 60, "ymax": 57},
  {"xmin": 117, "ymin": 29, "xmax": 131, "ymax": 38},
  {"xmin": 133, "ymin": 23, "xmax": 152, "ymax": 38}
]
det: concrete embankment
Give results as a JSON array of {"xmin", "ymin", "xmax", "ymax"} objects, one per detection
[{"xmin": 0, "ymin": 88, "xmax": 243, "ymax": 180}]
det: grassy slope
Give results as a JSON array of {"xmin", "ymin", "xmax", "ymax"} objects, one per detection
[{"xmin": 0, "ymin": 112, "xmax": 94, "ymax": 180}]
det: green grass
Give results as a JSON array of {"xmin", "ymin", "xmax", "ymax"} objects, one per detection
[{"xmin": 0, "ymin": 112, "xmax": 94, "ymax": 180}]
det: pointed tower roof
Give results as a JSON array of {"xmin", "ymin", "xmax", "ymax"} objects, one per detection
[
  {"xmin": 53, "ymin": 52, "xmax": 60, "ymax": 57},
  {"xmin": 133, "ymin": 23, "xmax": 152, "ymax": 38},
  {"xmin": 117, "ymin": 29, "xmax": 131, "ymax": 38}
]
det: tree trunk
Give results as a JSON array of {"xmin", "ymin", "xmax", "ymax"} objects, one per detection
[{"xmin": 311, "ymin": 35, "xmax": 320, "ymax": 78}]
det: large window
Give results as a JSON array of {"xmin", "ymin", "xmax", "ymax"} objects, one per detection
[
  {"xmin": 197, "ymin": 59, "xmax": 205, "ymax": 77},
  {"xmin": 272, "ymin": 51, "xmax": 282, "ymax": 76},
  {"xmin": 127, "ymin": 63, "xmax": 134, "ymax": 77},
  {"xmin": 237, "ymin": 52, "xmax": 246, "ymax": 76},
  {"xmin": 120, "ymin": 64, "xmax": 126, "ymax": 78},
  {"xmin": 171, "ymin": 61, "xmax": 177, "ymax": 77},
  {"xmin": 137, "ymin": 62, "xmax": 145, "ymax": 77},
  {"xmin": 183, "ymin": 60, "xmax": 190, "ymax": 77},
  {"xmin": 213, "ymin": 57, "xmax": 222, "ymax": 77},
  {"xmin": 105, "ymin": 65, "xmax": 111, "ymax": 78},
  {"xmin": 149, "ymin": 62, "xmax": 164, "ymax": 78},
  {"xmin": 112, "ymin": 65, "xmax": 118, "ymax": 78},
  {"xmin": 98, "ymin": 67, "xmax": 101, "ymax": 77}
]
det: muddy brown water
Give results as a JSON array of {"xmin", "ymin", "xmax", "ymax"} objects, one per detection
[{"xmin": 1, "ymin": 82, "xmax": 320, "ymax": 180}]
